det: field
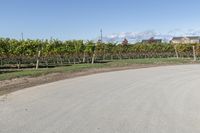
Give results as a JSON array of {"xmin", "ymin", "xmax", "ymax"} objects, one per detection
[
  {"xmin": 0, "ymin": 38, "xmax": 199, "ymax": 95},
  {"xmin": 1, "ymin": 38, "xmax": 200, "ymax": 70},
  {"xmin": 0, "ymin": 58, "xmax": 196, "ymax": 81},
  {"xmin": 0, "ymin": 58, "xmax": 198, "ymax": 95}
]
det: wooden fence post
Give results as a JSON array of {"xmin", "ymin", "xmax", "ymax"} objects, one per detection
[
  {"xmin": 91, "ymin": 53, "xmax": 95, "ymax": 64},
  {"xmin": 193, "ymin": 45, "xmax": 197, "ymax": 61},
  {"xmin": 36, "ymin": 50, "xmax": 41, "ymax": 69},
  {"xmin": 174, "ymin": 45, "xmax": 179, "ymax": 59}
]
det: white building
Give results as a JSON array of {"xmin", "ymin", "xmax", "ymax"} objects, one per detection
[{"xmin": 171, "ymin": 36, "xmax": 200, "ymax": 44}]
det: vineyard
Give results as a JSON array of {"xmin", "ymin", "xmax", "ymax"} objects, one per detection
[{"xmin": 0, "ymin": 37, "xmax": 200, "ymax": 69}]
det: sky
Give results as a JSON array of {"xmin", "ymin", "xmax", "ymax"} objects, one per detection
[{"xmin": 0, "ymin": 0, "xmax": 200, "ymax": 40}]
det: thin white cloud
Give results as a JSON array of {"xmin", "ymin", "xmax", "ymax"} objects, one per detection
[{"xmin": 96, "ymin": 29, "xmax": 200, "ymax": 43}]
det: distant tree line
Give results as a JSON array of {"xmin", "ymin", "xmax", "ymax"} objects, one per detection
[{"xmin": 0, "ymin": 38, "xmax": 199, "ymax": 69}]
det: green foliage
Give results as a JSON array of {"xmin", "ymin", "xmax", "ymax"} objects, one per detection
[
  {"xmin": 84, "ymin": 41, "xmax": 95, "ymax": 55},
  {"xmin": 0, "ymin": 37, "xmax": 197, "ymax": 68}
]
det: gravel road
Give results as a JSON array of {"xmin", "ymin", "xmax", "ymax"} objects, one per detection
[{"xmin": 1, "ymin": 65, "xmax": 200, "ymax": 133}]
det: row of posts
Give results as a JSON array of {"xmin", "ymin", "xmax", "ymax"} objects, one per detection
[
  {"xmin": 35, "ymin": 45, "xmax": 198, "ymax": 70},
  {"xmin": 174, "ymin": 45, "xmax": 197, "ymax": 61}
]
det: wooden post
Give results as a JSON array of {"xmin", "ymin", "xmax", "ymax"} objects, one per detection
[
  {"xmin": 174, "ymin": 45, "xmax": 179, "ymax": 59},
  {"xmin": 83, "ymin": 52, "xmax": 86, "ymax": 63},
  {"xmin": 36, "ymin": 51, "xmax": 41, "ymax": 69},
  {"xmin": 91, "ymin": 53, "xmax": 95, "ymax": 64},
  {"xmin": 17, "ymin": 60, "xmax": 21, "ymax": 69},
  {"xmin": 193, "ymin": 45, "xmax": 197, "ymax": 61},
  {"xmin": 1, "ymin": 59, "xmax": 3, "ymax": 67}
]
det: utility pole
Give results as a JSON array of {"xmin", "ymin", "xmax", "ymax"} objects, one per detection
[
  {"xmin": 100, "ymin": 29, "xmax": 103, "ymax": 43},
  {"xmin": 21, "ymin": 32, "xmax": 24, "ymax": 40},
  {"xmin": 100, "ymin": 29, "xmax": 106, "ymax": 60}
]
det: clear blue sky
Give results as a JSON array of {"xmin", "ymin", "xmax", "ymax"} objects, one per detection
[{"xmin": 0, "ymin": 0, "xmax": 200, "ymax": 40}]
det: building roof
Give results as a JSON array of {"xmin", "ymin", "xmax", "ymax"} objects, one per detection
[
  {"xmin": 142, "ymin": 37, "xmax": 162, "ymax": 42},
  {"xmin": 187, "ymin": 36, "xmax": 200, "ymax": 40},
  {"xmin": 172, "ymin": 36, "xmax": 200, "ymax": 40}
]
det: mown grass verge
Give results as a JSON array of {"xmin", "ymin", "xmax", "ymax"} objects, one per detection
[{"xmin": 0, "ymin": 58, "xmax": 198, "ymax": 81}]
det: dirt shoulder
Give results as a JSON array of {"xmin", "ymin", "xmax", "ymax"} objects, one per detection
[{"xmin": 0, "ymin": 64, "xmax": 187, "ymax": 96}]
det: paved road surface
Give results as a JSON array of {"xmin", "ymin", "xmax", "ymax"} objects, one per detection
[{"xmin": 1, "ymin": 65, "xmax": 200, "ymax": 133}]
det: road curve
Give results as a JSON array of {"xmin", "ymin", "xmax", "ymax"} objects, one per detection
[{"xmin": 1, "ymin": 65, "xmax": 200, "ymax": 133}]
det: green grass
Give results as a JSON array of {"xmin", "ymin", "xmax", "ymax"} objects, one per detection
[
  {"xmin": 0, "ymin": 58, "xmax": 198, "ymax": 81},
  {"xmin": 108, "ymin": 58, "xmax": 196, "ymax": 66}
]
